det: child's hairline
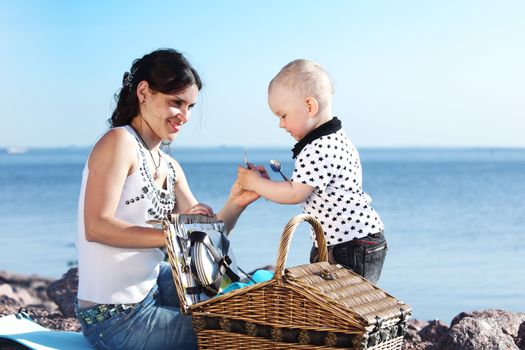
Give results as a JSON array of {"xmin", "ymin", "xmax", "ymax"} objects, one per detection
[{"xmin": 268, "ymin": 59, "xmax": 334, "ymax": 104}]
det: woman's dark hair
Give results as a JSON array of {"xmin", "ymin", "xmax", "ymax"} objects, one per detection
[{"xmin": 109, "ymin": 48, "xmax": 202, "ymax": 127}]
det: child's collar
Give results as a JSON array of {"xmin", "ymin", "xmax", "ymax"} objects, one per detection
[{"xmin": 291, "ymin": 117, "xmax": 342, "ymax": 159}]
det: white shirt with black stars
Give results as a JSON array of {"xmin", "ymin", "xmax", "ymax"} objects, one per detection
[{"xmin": 292, "ymin": 129, "xmax": 384, "ymax": 246}]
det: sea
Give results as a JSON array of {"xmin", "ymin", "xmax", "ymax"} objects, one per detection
[{"xmin": 0, "ymin": 147, "xmax": 524, "ymax": 323}]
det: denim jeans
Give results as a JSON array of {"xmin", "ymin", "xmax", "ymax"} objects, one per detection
[
  {"xmin": 310, "ymin": 231, "xmax": 388, "ymax": 284},
  {"xmin": 75, "ymin": 262, "xmax": 197, "ymax": 350}
]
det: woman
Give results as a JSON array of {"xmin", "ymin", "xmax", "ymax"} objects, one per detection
[{"xmin": 75, "ymin": 48, "xmax": 262, "ymax": 349}]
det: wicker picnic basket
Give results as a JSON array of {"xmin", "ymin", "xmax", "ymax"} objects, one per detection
[{"xmin": 165, "ymin": 214, "xmax": 411, "ymax": 349}]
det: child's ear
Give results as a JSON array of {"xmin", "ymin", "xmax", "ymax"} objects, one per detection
[{"xmin": 305, "ymin": 97, "xmax": 319, "ymax": 117}]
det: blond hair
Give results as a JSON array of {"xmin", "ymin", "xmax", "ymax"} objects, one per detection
[{"xmin": 269, "ymin": 59, "xmax": 333, "ymax": 109}]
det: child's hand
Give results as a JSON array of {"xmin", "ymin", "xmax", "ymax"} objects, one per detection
[
  {"xmin": 252, "ymin": 164, "xmax": 270, "ymax": 180},
  {"xmin": 237, "ymin": 165, "xmax": 266, "ymax": 191}
]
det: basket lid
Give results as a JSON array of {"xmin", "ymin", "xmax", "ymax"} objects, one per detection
[{"xmin": 285, "ymin": 261, "xmax": 411, "ymax": 327}]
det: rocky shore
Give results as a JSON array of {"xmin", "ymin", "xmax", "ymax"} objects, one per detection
[{"xmin": 1, "ymin": 269, "xmax": 524, "ymax": 349}]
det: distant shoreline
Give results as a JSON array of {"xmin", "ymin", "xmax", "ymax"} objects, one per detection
[{"xmin": 2, "ymin": 146, "xmax": 525, "ymax": 152}]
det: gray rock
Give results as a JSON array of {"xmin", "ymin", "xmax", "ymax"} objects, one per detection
[
  {"xmin": 419, "ymin": 319, "xmax": 449, "ymax": 344},
  {"xmin": 517, "ymin": 321, "xmax": 525, "ymax": 350},
  {"xmin": 0, "ymin": 283, "xmax": 41, "ymax": 306},
  {"xmin": 402, "ymin": 320, "xmax": 425, "ymax": 349},
  {"xmin": 46, "ymin": 268, "xmax": 78, "ymax": 318},
  {"xmin": 436, "ymin": 309, "xmax": 525, "ymax": 350},
  {"xmin": 0, "ymin": 270, "xmax": 81, "ymax": 332}
]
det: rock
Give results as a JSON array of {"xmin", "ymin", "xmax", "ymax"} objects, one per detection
[
  {"xmin": 25, "ymin": 304, "xmax": 80, "ymax": 331},
  {"xmin": 402, "ymin": 319, "xmax": 449, "ymax": 350},
  {"xmin": 516, "ymin": 321, "xmax": 525, "ymax": 350},
  {"xmin": 0, "ymin": 283, "xmax": 41, "ymax": 306},
  {"xmin": 0, "ymin": 269, "xmax": 81, "ymax": 332},
  {"xmin": 436, "ymin": 309, "xmax": 525, "ymax": 350},
  {"xmin": 402, "ymin": 319, "xmax": 428, "ymax": 350},
  {"xmin": 418, "ymin": 319, "xmax": 449, "ymax": 344},
  {"xmin": 0, "ymin": 271, "xmax": 52, "ymax": 303},
  {"xmin": 46, "ymin": 268, "xmax": 78, "ymax": 318},
  {"xmin": 0, "ymin": 295, "xmax": 22, "ymax": 317}
]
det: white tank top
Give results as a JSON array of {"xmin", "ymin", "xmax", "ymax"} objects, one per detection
[{"xmin": 77, "ymin": 125, "xmax": 177, "ymax": 304}]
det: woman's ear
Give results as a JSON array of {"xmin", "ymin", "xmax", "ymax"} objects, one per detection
[
  {"xmin": 136, "ymin": 81, "xmax": 150, "ymax": 104},
  {"xmin": 305, "ymin": 96, "xmax": 319, "ymax": 117}
]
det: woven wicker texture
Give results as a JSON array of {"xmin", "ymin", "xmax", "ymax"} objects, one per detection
[
  {"xmin": 196, "ymin": 329, "xmax": 405, "ymax": 349},
  {"xmin": 166, "ymin": 214, "xmax": 411, "ymax": 349}
]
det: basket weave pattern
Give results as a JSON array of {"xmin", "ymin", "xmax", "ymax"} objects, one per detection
[{"xmin": 184, "ymin": 214, "xmax": 411, "ymax": 349}]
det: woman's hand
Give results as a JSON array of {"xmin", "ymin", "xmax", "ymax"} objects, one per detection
[
  {"xmin": 217, "ymin": 164, "xmax": 269, "ymax": 233},
  {"xmin": 182, "ymin": 202, "xmax": 215, "ymax": 216},
  {"xmin": 232, "ymin": 165, "xmax": 269, "ymax": 207}
]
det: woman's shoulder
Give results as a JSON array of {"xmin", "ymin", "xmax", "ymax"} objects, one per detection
[
  {"xmin": 97, "ymin": 126, "xmax": 135, "ymax": 148},
  {"xmin": 89, "ymin": 127, "xmax": 137, "ymax": 164}
]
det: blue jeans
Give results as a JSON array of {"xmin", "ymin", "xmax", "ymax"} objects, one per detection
[
  {"xmin": 75, "ymin": 262, "xmax": 197, "ymax": 350},
  {"xmin": 310, "ymin": 231, "xmax": 388, "ymax": 284}
]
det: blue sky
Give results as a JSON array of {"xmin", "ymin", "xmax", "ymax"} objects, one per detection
[{"xmin": 1, "ymin": 0, "xmax": 524, "ymax": 148}]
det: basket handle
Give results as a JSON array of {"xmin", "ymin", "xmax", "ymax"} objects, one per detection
[{"xmin": 274, "ymin": 214, "xmax": 328, "ymax": 280}]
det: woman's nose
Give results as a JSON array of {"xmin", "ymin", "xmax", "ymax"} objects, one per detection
[{"xmin": 179, "ymin": 109, "xmax": 189, "ymax": 124}]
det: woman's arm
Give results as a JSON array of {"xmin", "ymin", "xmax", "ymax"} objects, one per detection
[
  {"xmin": 215, "ymin": 165, "xmax": 268, "ymax": 233},
  {"xmin": 83, "ymin": 128, "xmax": 165, "ymax": 248}
]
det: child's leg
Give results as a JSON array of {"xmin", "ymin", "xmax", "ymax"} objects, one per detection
[{"xmin": 310, "ymin": 232, "xmax": 388, "ymax": 284}]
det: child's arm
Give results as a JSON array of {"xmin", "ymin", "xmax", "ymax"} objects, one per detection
[{"xmin": 237, "ymin": 166, "xmax": 314, "ymax": 204}]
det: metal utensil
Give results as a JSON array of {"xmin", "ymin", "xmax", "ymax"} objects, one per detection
[
  {"xmin": 269, "ymin": 159, "xmax": 290, "ymax": 182},
  {"xmin": 243, "ymin": 151, "xmax": 249, "ymax": 167}
]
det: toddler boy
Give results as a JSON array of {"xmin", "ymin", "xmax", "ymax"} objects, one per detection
[{"xmin": 238, "ymin": 59, "xmax": 387, "ymax": 283}]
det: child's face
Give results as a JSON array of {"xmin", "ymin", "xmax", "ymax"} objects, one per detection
[{"xmin": 268, "ymin": 84, "xmax": 317, "ymax": 141}]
